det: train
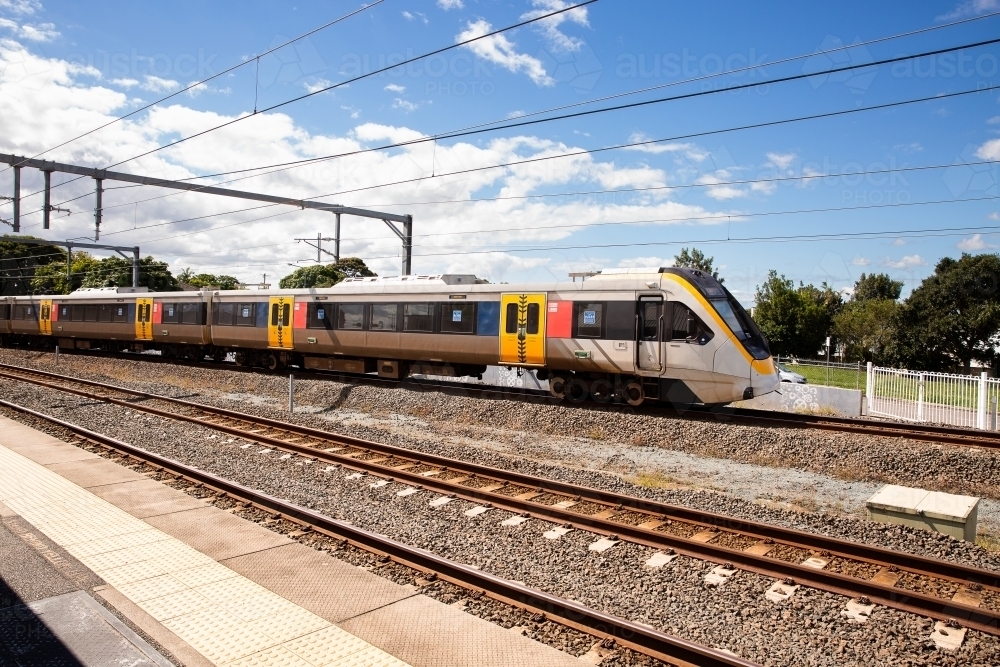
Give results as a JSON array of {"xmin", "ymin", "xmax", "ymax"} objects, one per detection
[{"xmin": 0, "ymin": 266, "xmax": 778, "ymax": 406}]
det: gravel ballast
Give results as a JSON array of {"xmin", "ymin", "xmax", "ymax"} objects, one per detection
[{"xmin": 1, "ymin": 351, "xmax": 1000, "ymax": 665}]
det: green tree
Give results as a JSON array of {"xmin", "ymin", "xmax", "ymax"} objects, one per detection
[
  {"xmin": 80, "ymin": 256, "xmax": 181, "ymax": 292},
  {"xmin": 0, "ymin": 235, "xmax": 68, "ymax": 295},
  {"xmin": 279, "ymin": 264, "xmax": 345, "ymax": 289},
  {"xmin": 889, "ymin": 253, "xmax": 1000, "ymax": 372},
  {"xmin": 753, "ymin": 271, "xmax": 841, "ymax": 357},
  {"xmin": 278, "ymin": 257, "xmax": 376, "ymax": 289},
  {"xmin": 32, "ymin": 251, "xmax": 100, "ymax": 294},
  {"xmin": 332, "ymin": 257, "xmax": 376, "ymax": 279},
  {"xmin": 833, "ymin": 273, "xmax": 901, "ymax": 363},
  {"xmin": 178, "ymin": 270, "xmax": 241, "ymax": 290},
  {"xmin": 853, "ymin": 272, "xmax": 903, "ymax": 302},
  {"xmin": 834, "ymin": 299, "xmax": 899, "ymax": 363},
  {"xmin": 674, "ymin": 247, "xmax": 722, "ymax": 282}
]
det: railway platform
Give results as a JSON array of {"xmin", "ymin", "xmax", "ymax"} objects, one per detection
[{"xmin": 0, "ymin": 415, "xmax": 584, "ymax": 667}]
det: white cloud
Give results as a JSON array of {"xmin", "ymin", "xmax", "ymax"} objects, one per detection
[
  {"xmin": 624, "ymin": 133, "xmax": 708, "ymax": 161},
  {"xmin": 893, "ymin": 142, "xmax": 923, "ymax": 153},
  {"xmin": 341, "ymin": 105, "xmax": 359, "ymax": 119},
  {"xmin": 520, "ymin": 0, "xmax": 590, "ymax": 53},
  {"xmin": 937, "ymin": 0, "xmax": 999, "ymax": 20},
  {"xmin": 891, "ymin": 237, "xmax": 906, "ymax": 246},
  {"xmin": 111, "ymin": 78, "xmax": 139, "ymax": 88},
  {"xmin": 141, "ymin": 75, "xmax": 180, "ymax": 93},
  {"xmin": 186, "ymin": 80, "xmax": 231, "ymax": 98},
  {"xmin": 695, "ymin": 173, "xmax": 746, "ymax": 200},
  {"xmin": 391, "ymin": 98, "xmax": 419, "ymax": 112},
  {"xmin": 990, "ymin": 212, "xmax": 1000, "ymax": 220},
  {"xmin": 303, "ymin": 78, "xmax": 331, "ymax": 94},
  {"xmin": 384, "ymin": 83, "xmax": 406, "ymax": 93},
  {"xmin": 506, "ymin": 110, "xmax": 525, "ymax": 119},
  {"xmin": 957, "ymin": 233, "xmax": 995, "ymax": 251},
  {"xmin": 988, "ymin": 116, "xmax": 1000, "ymax": 125},
  {"xmin": 0, "ymin": 37, "xmax": 734, "ymax": 285},
  {"xmin": 457, "ymin": 19, "xmax": 553, "ymax": 86},
  {"xmin": 883, "ymin": 255, "xmax": 926, "ymax": 269},
  {"xmin": 402, "ymin": 10, "xmax": 428, "ymax": 23},
  {"xmin": 0, "ymin": 14, "xmax": 59, "ymax": 42},
  {"xmin": 437, "ymin": 0, "xmax": 463, "ymax": 8},
  {"xmin": 617, "ymin": 256, "xmax": 671, "ymax": 269},
  {"xmin": 766, "ymin": 152, "xmax": 795, "ymax": 169},
  {"xmin": 851, "ymin": 256, "xmax": 871, "ymax": 266},
  {"xmin": 0, "ymin": 0, "xmax": 41, "ymax": 15},
  {"xmin": 976, "ymin": 138, "xmax": 1000, "ymax": 160}
]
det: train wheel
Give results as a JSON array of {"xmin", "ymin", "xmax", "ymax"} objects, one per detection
[
  {"xmin": 624, "ymin": 380, "xmax": 644, "ymax": 406},
  {"xmin": 549, "ymin": 375, "xmax": 567, "ymax": 399},
  {"xmin": 565, "ymin": 377, "xmax": 589, "ymax": 403},
  {"xmin": 234, "ymin": 351, "xmax": 248, "ymax": 367},
  {"xmin": 590, "ymin": 379, "xmax": 613, "ymax": 403},
  {"xmin": 264, "ymin": 352, "xmax": 281, "ymax": 371},
  {"xmin": 211, "ymin": 349, "xmax": 226, "ymax": 363}
]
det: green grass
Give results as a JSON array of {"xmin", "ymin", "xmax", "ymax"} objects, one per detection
[{"xmin": 782, "ymin": 362, "xmax": 864, "ymax": 391}]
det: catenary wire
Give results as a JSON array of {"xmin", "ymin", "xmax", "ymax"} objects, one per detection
[
  {"xmin": 0, "ymin": 1, "xmax": 385, "ymax": 175},
  {"xmin": 11, "ymin": 18, "xmax": 993, "ymax": 214},
  {"xmin": 74, "ymin": 82, "xmax": 996, "ymax": 238}
]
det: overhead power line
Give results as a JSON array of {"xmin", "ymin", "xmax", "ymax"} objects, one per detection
[
  {"xmin": 106, "ymin": 34, "xmax": 1000, "ymax": 190},
  {"xmin": 35, "ymin": 83, "xmax": 993, "ymax": 242},
  {"xmin": 11, "ymin": 11, "xmax": 998, "ymax": 216},
  {"xmin": 0, "ymin": 0, "xmax": 386, "ymax": 176}
]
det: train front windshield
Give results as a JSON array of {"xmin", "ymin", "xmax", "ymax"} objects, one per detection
[{"xmin": 709, "ymin": 293, "xmax": 771, "ymax": 361}]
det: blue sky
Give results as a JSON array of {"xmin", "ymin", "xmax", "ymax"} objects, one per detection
[{"xmin": 1, "ymin": 0, "xmax": 999, "ymax": 303}]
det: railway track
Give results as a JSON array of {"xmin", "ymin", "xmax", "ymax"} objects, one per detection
[
  {"xmin": 1, "ymin": 361, "xmax": 999, "ymax": 638},
  {"xmin": 0, "ymin": 399, "xmax": 754, "ymax": 667},
  {"xmin": 7, "ymin": 348, "xmax": 1000, "ymax": 450}
]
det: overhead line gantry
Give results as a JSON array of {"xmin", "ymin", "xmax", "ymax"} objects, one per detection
[{"xmin": 0, "ymin": 153, "xmax": 414, "ymax": 274}]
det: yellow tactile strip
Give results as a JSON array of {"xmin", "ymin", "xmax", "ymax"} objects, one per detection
[{"xmin": 0, "ymin": 443, "xmax": 411, "ymax": 667}]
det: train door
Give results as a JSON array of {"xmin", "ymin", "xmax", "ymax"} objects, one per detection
[
  {"xmin": 499, "ymin": 293, "xmax": 546, "ymax": 366},
  {"xmin": 38, "ymin": 299, "xmax": 53, "ymax": 335},
  {"xmin": 135, "ymin": 297, "xmax": 153, "ymax": 340},
  {"xmin": 267, "ymin": 296, "xmax": 294, "ymax": 349},
  {"xmin": 637, "ymin": 296, "xmax": 663, "ymax": 373}
]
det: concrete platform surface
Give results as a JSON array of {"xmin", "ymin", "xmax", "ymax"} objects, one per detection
[
  {"xmin": 0, "ymin": 590, "xmax": 172, "ymax": 667},
  {"xmin": 0, "ymin": 415, "xmax": 585, "ymax": 667}
]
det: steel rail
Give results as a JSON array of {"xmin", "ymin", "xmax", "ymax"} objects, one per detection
[
  {"xmin": 9, "ymin": 348, "xmax": 1000, "ymax": 449},
  {"xmin": 1, "ymin": 363, "xmax": 999, "ymax": 635},
  {"xmin": 0, "ymin": 398, "xmax": 757, "ymax": 667}
]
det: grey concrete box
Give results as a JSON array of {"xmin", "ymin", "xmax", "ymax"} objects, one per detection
[{"xmin": 865, "ymin": 484, "xmax": 979, "ymax": 542}]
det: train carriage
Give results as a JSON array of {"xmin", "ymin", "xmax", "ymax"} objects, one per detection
[{"xmin": 0, "ymin": 267, "xmax": 778, "ymax": 406}]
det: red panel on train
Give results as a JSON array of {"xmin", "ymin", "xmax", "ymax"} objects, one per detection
[
  {"xmin": 50, "ymin": 304, "xmax": 58, "ymax": 322},
  {"xmin": 293, "ymin": 301, "xmax": 306, "ymax": 329},
  {"xmin": 152, "ymin": 302, "xmax": 162, "ymax": 324},
  {"xmin": 546, "ymin": 300, "xmax": 572, "ymax": 338}
]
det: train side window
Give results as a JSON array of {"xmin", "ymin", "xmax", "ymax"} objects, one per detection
[
  {"xmin": 12, "ymin": 305, "xmax": 22, "ymax": 320},
  {"xmin": 162, "ymin": 304, "xmax": 179, "ymax": 324},
  {"xmin": 403, "ymin": 303, "xmax": 433, "ymax": 332},
  {"xmin": 337, "ymin": 303, "xmax": 364, "ymax": 330},
  {"xmin": 670, "ymin": 304, "xmax": 714, "ymax": 344},
  {"xmin": 504, "ymin": 303, "xmax": 518, "ymax": 334},
  {"xmin": 306, "ymin": 303, "xmax": 332, "ymax": 329},
  {"xmin": 84, "ymin": 304, "xmax": 99, "ymax": 322},
  {"xmin": 180, "ymin": 303, "xmax": 201, "ymax": 325},
  {"xmin": 71, "ymin": 305, "xmax": 85, "ymax": 322},
  {"xmin": 574, "ymin": 302, "xmax": 604, "ymax": 338},
  {"xmin": 113, "ymin": 305, "xmax": 128, "ymax": 323},
  {"xmin": 99, "ymin": 304, "xmax": 113, "ymax": 323},
  {"xmin": 440, "ymin": 303, "xmax": 475, "ymax": 334},
  {"xmin": 370, "ymin": 304, "xmax": 397, "ymax": 332},
  {"xmin": 526, "ymin": 303, "xmax": 540, "ymax": 335},
  {"xmin": 60, "ymin": 305, "xmax": 69, "ymax": 319},
  {"xmin": 216, "ymin": 303, "xmax": 235, "ymax": 326},
  {"xmin": 640, "ymin": 301, "xmax": 660, "ymax": 341},
  {"xmin": 236, "ymin": 303, "xmax": 254, "ymax": 326}
]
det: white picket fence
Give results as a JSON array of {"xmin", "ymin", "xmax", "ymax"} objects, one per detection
[{"xmin": 866, "ymin": 363, "xmax": 1000, "ymax": 430}]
